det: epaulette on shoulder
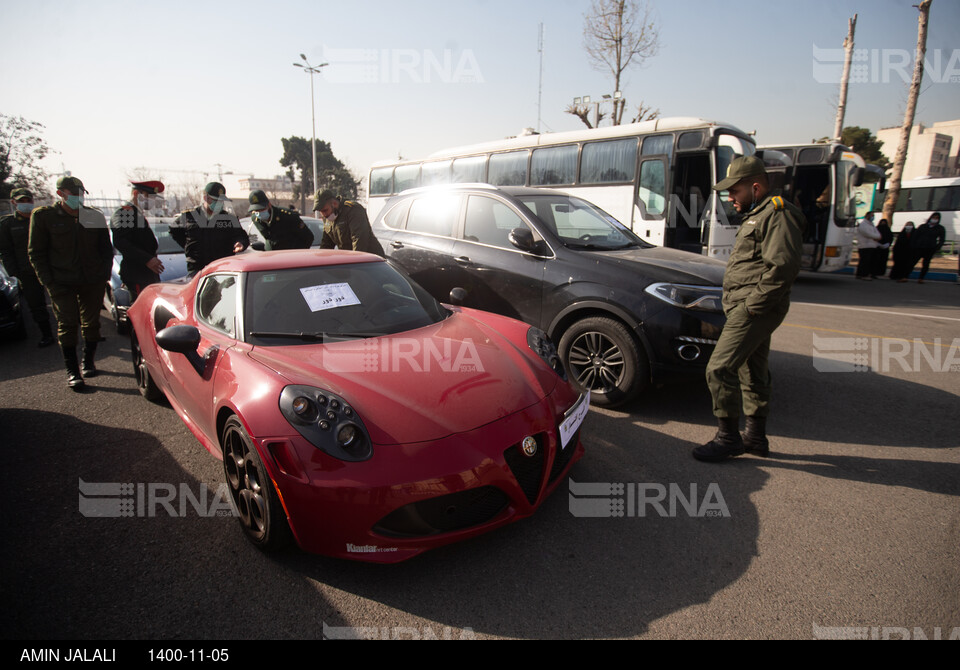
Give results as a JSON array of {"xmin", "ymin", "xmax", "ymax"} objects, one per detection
[
  {"xmin": 772, "ymin": 196, "xmax": 785, "ymax": 211},
  {"xmin": 343, "ymin": 200, "xmax": 356, "ymax": 207}
]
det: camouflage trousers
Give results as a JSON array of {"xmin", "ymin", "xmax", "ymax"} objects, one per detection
[{"xmin": 706, "ymin": 300, "xmax": 789, "ymax": 419}]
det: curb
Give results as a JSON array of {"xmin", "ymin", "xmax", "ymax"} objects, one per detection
[{"xmin": 837, "ymin": 267, "xmax": 958, "ymax": 282}]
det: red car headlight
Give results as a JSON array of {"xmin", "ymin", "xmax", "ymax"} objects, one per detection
[{"xmin": 280, "ymin": 385, "xmax": 373, "ymax": 461}]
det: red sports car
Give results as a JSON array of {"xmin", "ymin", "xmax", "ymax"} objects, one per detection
[{"xmin": 128, "ymin": 249, "xmax": 587, "ymax": 562}]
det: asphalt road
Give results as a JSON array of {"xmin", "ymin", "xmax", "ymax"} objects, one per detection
[{"xmin": 1, "ymin": 271, "xmax": 957, "ymax": 640}]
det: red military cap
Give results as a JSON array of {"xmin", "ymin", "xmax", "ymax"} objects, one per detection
[{"xmin": 130, "ymin": 180, "xmax": 166, "ymax": 194}]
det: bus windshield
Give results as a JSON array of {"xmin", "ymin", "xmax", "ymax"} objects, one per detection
[{"xmin": 833, "ymin": 158, "xmax": 860, "ymax": 225}]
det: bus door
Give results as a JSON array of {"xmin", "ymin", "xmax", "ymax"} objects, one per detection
[
  {"xmin": 793, "ymin": 163, "xmax": 832, "ymax": 269},
  {"xmin": 702, "ymin": 134, "xmax": 756, "ymax": 261},
  {"xmin": 669, "ymin": 151, "xmax": 711, "ymax": 255}
]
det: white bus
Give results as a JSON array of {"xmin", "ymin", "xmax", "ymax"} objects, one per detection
[
  {"xmin": 367, "ymin": 117, "xmax": 757, "ymax": 262},
  {"xmin": 755, "ymin": 143, "xmax": 872, "ymax": 272},
  {"xmin": 874, "ymin": 177, "xmax": 960, "ymax": 242}
]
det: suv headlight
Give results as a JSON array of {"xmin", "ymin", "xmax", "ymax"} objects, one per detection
[
  {"xmin": 280, "ymin": 385, "xmax": 372, "ymax": 461},
  {"xmin": 645, "ymin": 283, "xmax": 723, "ymax": 313},
  {"xmin": 527, "ymin": 327, "xmax": 566, "ymax": 379}
]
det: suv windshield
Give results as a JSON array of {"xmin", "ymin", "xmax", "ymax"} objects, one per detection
[
  {"xmin": 245, "ymin": 261, "xmax": 449, "ymax": 345},
  {"xmin": 517, "ymin": 194, "xmax": 651, "ymax": 250}
]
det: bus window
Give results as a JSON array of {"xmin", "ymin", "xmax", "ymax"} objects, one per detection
[
  {"xmin": 370, "ymin": 167, "xmax": 394, "ymax": 196},
  {"xmin": 452, "ymin": 156, "xmax": 487, "ymax": 183},
  {"xmin": 641, "ymin": 134, "xmax": 674, "ymax": 158},
  {"xmin": 394, "ymin": 164, "xmax": 421, "ymax": 192},
  {"xmin": 531, "ymin": 145, "xmax": 578, "ymax": 185},
  {"xmin": 677, "ymin": 131, "xmax": 706, "ymax": 151},
  {"xmin": 580, "ymin": 138, "xmax": 638, "ymax": 184},
  {"xmin": 422, "ymin": 161, "xmax": 452, "ymax": 186},
  {"xmin": 638, "ymin": 160, "xmax": 666, "ymax": 217},
  {"xmin": 488, "ymin": 151, "xmax": 528, "ymax": 186},
  {"xmin": 931, "ymin": 186, "xmax": 960, "ymax": 211}
]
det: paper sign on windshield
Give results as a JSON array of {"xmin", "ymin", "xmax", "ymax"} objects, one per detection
[{"xmin": 300, "ymin": 282, "xmax": 361, "ymax": 312}]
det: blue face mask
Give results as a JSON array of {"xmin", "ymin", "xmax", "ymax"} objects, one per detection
[
  {"xmin": 16, "ymin": 203, "xmax": 33, "ymax": 215},
  {"xmin": 208, "ymin": 200, "xmax": 223, "ymax": 215},
  {"xmin": 255, "ymin": 208, "xmax": 271, "ymax": 223},
  {"xmin": 64, "ymin": 194, "xmax": 84, "ymax": 209}
]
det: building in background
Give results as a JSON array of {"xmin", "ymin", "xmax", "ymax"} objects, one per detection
[{"xmin": 877, "ymin": 120, "xmax": 959, "ymax": 180}]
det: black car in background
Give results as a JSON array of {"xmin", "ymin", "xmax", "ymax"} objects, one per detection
[
  {"xmin": 0, "ymin": 263, "xmax": 26, "ymax": 341},
  {"xmin": 372, "ymin": 184, "xmax": 727, "ymax": 407}
]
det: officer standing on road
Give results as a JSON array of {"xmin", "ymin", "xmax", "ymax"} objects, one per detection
[
  {"xmin": 110, "ymin": 180, "xmax": 166, "ymax": 299},
  {"xmin": 28, "ymin": 176, "xmax": 114, "ymax": 389},
  {"xmin": 693, "ymin": 156, "xmax": 805, "ymax": 462},
  {"xmin": 247, "ymin": 189, "xmax": 314, "ymax": 250},
  {"xmin": 170, "ymin": 182, "xmax": 249, "ymax": 276},
  {"xmin": 0, "ymin": 188, "xmax": 56, "ymax": 347},
  {"xmin": 313, "ymin": 189, "xmax": 384, "ymax": 255}
]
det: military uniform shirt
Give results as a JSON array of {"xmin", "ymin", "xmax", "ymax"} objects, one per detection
[
  {"xmin": 721, "ymin": 192, "xmax": 805, "ymax": 316},
  {"xmin": 253, "ymin": 206, "xmax": 314, "ymax": 250},
  {"xmin": 319, "ymin": 201, "xmax": 384, "ymax": 256},
  {"xmin": 28, "ymin": 203, "xmax": 113, "ymax": 289}
]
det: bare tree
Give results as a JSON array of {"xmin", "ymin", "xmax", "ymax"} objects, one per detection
[
  {"xmin": 631, "ymin": 102, "xmax": 660, "ymax": 124},
  {"xmin": 564, "ymin": 103, "xmax": 606, "ymax": 129},
  {"xmin": 833, "ymin": 14, "xmax": 857, "ymax": 140},
  {"xmin": 582, "ymin": 0, "xmax": 660, "ymax": 126},
  {"xmin": 882, "ymin": 0, "xmax": 932, "ymax": 225}
]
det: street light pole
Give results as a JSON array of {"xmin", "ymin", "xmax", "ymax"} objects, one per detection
[{"xmin": 293, "ymin": 55, "xmax": 329, "ymax": 199}]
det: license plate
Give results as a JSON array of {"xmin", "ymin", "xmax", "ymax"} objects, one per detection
[{"xmin": 559, "ymin": 392, "xmax": 589, "ymax": 449}]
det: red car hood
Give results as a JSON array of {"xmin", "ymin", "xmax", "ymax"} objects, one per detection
[{"xmin": 247, "ymin": 311, "xmax": 560, "ymax": 445}]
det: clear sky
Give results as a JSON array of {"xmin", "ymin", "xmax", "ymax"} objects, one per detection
[{"xmin": 1, "ymin": 0, "xmax": 958, "ymax": 201}]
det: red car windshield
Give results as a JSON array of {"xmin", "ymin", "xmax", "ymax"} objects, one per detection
[{"xmin": 244, "ymin": 262, "xmax": 449, "ymax": 345}]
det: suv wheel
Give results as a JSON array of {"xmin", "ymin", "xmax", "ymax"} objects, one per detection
[{"xmin": 559, "ymin": 316, "xmax": 648, "ymax": 407}]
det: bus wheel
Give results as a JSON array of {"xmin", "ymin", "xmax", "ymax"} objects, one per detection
[{"xmin": 559, "ymin": 317, "xmax": 648, "ymax": 407}]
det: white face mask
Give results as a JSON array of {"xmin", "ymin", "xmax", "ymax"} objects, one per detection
[{"xmin": 324, "ymin": 211, "xmax": 338, "ymax": 223}]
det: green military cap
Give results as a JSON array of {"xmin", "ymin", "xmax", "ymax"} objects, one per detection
[
  {"xmin": 10, "ymin": 187, "xmax": 33, "ymax": 201},
  {"xmin": 204, "ymin": 182, "xmax": 227, "ymax": 200},
  {"xmin": 713, "ymin": 155, "xmax": 767, "ymax": 191},
  {"xmin": 247, "ymin": 189, "xmax": 270, "ymax": 212},
  {"xmin": 312, "ymin": 189, "xmax": 338, "ymax": 212},
  {"xmin": 57, "ymin": 175, "xmax": 88, "ymax": 194}
]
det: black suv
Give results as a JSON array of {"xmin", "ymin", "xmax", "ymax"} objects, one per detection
[{"xmin": 372, "ymin": 184, "xmax": 726, "ymax": 407}]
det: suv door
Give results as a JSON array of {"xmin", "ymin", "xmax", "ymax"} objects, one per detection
[{"xmin": 450, "ymin": 194, "xmax": 546, "ymax": 325}]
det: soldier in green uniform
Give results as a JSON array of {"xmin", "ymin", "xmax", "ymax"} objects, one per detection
[
  {"xmin": 0, "ymin": 188, "xmax": 55, "ymax": 347},
  {"xmin": 170, "ymin": 182, "xmax": 249, "ymax": 277},
  {"xmin": 28, "ymin": 176, "xmax": 114, "ymax": 389},
  {"xmin": 313, "ymin": 189, "xmax": 384, "ymax": 256},
  {"xmin": 110, "ymin": 180, "xmax": 166, "ymax": 299},
  {"xmin": 247, "ymin": 189, "xmax": 314, "ymax": 250},
  {"xmin": 693, "ymin": 156, "xmax": 805, "ymax": 462}
]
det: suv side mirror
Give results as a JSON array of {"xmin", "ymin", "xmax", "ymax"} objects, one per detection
[{"xmin": 509, "ymin": 227, "xmax": 536, "ymax": 252}]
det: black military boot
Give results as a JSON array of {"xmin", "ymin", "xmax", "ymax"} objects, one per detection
[
  {"xmin": 81, "ymin": 341, "xmax": 98, "ymax": 378},
  {"xmin": 742, "ymin": 415, "xmax": 770, "ymax": 457},
  {"xmin": 692, "ymin": 417, "xmax": 744, "ymax": 462},
  {"xmin": 37, "ymin": 320, "xmax": 56, "ymax": 348},
  {"xmin": 62, "ymin": 346, "xmax": 85, "ymax": 390}
]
